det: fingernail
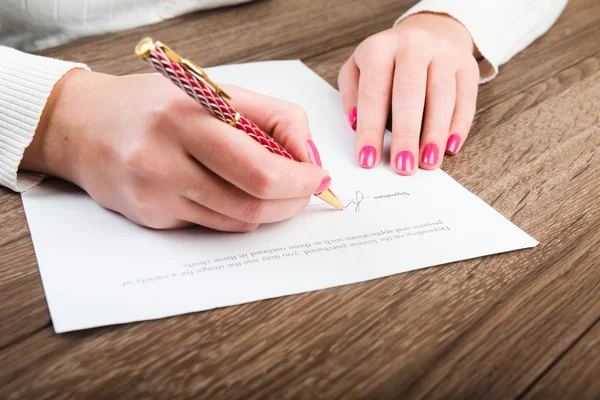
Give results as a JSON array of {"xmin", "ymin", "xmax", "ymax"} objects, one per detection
[
  {"xmin": 306, "ymin": 139, "xmax": 322, "ymax": 167},
  {"xmin": 446, "ymin": 133, "xmax": 461, "ymax": 154},
  {"xmin": 358, "ymin": 145, "xmax": 377, "ymax": 168},
  {"xmin": 315, "ymin": 176, "xmax": 332, "ymax": 194},
  {"xmin": 395, "ymin": 150, "xmax": 414, "ymax": 172},
  {"xmin": 348, "ymin": 107, "xmax": 357, "ymax": 131},
  {"xmin": 421, "ymin": 143, "xmax": 439, "ymax": 165}
]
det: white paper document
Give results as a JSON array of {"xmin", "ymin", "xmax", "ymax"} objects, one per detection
[{"xmin": 21, "ymin": 61, "xmax": 538, "ymax": 333}]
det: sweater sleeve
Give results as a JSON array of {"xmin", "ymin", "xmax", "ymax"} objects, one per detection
[
  {"xmin": 394, "ymin": 0, "xmax": 569, "ymax": 83},
  {"xmin": 0, "ymin": 46, "xmax": 89, "ymax": 192}
]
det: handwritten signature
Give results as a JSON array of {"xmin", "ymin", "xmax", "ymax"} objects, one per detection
[{"xmin": 343, "ymin": 191, "xmax": 365, "ymax": 212}]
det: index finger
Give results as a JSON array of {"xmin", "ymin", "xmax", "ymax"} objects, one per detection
[
  {"xmin": 223, "ymin": 84, "xmax": 319, "ymax": 166},
  {"xmin": 354, "ymin": 47, "xmax": 394, "ymax": 169},
  {"xmin": 181, "ymin": 107, "xmax": 329, "ymax": 200}
]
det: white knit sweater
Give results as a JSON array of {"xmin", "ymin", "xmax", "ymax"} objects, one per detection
[{"xmin": 0, "ymin": 0, "xmax": 568, "ymax": 192}]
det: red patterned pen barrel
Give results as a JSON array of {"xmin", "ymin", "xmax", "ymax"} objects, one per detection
[{"xmin": 141, "ymin": 43, "xmax": 297, "ymax": 161}]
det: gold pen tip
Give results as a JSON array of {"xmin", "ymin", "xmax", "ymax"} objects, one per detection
[
  {"xmin": 316, "ymin": 189, "xmax": 344, "ymax": 210},
  {"xmin": 135, "ymin": 37, "xmax": 155, "ymax": 59}
]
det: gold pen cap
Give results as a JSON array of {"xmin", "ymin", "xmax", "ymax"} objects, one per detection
[{"xmin": 135, "ymin": 37, "xmax": 155, "ymax": 58}]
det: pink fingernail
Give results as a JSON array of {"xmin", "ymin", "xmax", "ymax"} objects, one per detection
[
  {"xmin": 395, "ymin": 150, "xmax": 414, "ymax": 173},
  {"xmin": 421, "ymin": 143, "xmax": 439, "ymax": 165},
  {"xmin": 358, "ymin": 145, "xmax": 377, "ymax": 168},
  {"xmin": 446, "ymin": 134, "xmax": 461, "ymax": 154},
  {"xmin": 306, "ymin": 139, "xmax": 322, "ymax": 167},
  {"xmin": 315, "ymin": 176, "xmax": 332, "ymax": 194},
  {"xmin": 348, "ymin": 107, "xmax": 357, "ymax": 131}
]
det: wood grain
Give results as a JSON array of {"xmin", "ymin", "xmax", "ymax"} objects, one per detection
[
  {"xmin": 0, "ymin": 0, "xmax": 599, "ymax": 398},
  {"xmin": 522, "ymin": 319, "xmax": 600, "ymax": 399},
  {"xmin": 37, "ymin": 0, "xmax": 416, "ymax": 75}
]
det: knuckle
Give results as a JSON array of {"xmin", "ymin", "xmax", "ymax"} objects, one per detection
[
  {"xmin": 136, "ymin": 211, "xmax": 175, "ymax": 230},
  {"xmin": 392, "ymin": 130, "xmax": 420, "ymax": 141},
  {"xmin": 437, "ymin": 37, "xmax": 457, "ymax": 53},
  {"xmin": 291, "ymin": 104, "xmax": 309, "ymax": 122},
  {"xmin": 428, "ymin": 78, "xmax": 454, "ymax": 95},
  {"xmin": 360, "ymin": 33, "xmax": 389, "ymax": 52},
  {"xmin": 402, "ymin": 28, "xmax": 433, "ymax": 48},
  {"xmin": 125, "ymin": 184, "xmax": 154, "ymax": 210},
  {"xmin": 392, "ymin": 79, "xmax": 421, "ymax": 96},
  {"xmin": 295, "ymin": 196, "xmax": 311, "ymax": 214},
  {"xmin": 182, "ymin": 186, "xmax": 201, "ymax": 202},
  {"xmin": 300, "ymin": 178, "xmax": 314, "ymax": 197},
  {"xmin": 361, "ymin": 86, "xmax": 390, "ymax": 102},
  {"xmin": 241, "ymin": 199, "xmax": 268, "ymax": 223},
  {"xmin": 359, "ymin": 128, "xmax": 382, "ymax": 137},
  {"xmin": 146, "ymin": 98, "xmax": 181, "ymax": 133},
  {"xmin": 453, "ymin": 115, "xmax": 475, "ymax": 130},
  {"xmin": 145, "ymin": 220, "xmax": 174, "ymax": 230},
  {"xmin": 182, "ymin": 179, "xmax": 210, "ymax": 203},
  {"xmin": 361, "ymin": 33, "xmax": 392, "ymax": 51},
  {"xmin": 232, "ymin": 222, "xmax": 259, "ymax": 233},
  {"xmin": 247, "ymin": 167, "xmax": 280, "ymax": 198},
  {"xmin": 358, "ymin": 33, "xmax": 399, "ymax": 61},
  {"xmin": 391, "ymin": 107, "xmax": 423, "ymax": 130},
  {"xmin": 122, "ymin": 143, "xmax": 151, "ymax": 175}
]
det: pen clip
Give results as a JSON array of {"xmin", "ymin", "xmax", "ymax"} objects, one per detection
[
  {"xmin": 136, "ymin": 37, "xmax": 232, "ymax": 100},
  {"xmin": 178, "ymin": 58, "xmax": 232, "ymax": 101}
]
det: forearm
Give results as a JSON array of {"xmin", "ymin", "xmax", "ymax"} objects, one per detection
[
  {"xmin": 395, "ymin": 0, "xmax": 569, "ymax": 82},
  {"xmin": 0, "ymin": 46, "xmax": 88, "ymax": 192}
]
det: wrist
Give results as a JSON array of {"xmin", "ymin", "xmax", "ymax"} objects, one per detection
[
  {"xmin": 21, "ymin": 68, "xmax": 92, "ymax": 185},
  {"xmin": 398, "ymin": 12, "xmax": 475, "ymax": 56}
]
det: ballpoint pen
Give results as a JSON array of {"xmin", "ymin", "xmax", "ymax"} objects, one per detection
[{"xmin": 134, "ymin": 37, "xmax": 343, "ymax": 210}]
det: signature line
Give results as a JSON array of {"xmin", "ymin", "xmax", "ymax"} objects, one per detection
[{"xmin": 309, "ymin": 191, "xmax": 367, "ymax": 212}]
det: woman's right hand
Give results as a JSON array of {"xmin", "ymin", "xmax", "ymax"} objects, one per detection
[{"xmin": 21, "ymin": 70, "xmax": 330, "ymax": 231}]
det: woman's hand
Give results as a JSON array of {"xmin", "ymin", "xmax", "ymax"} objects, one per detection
[
  {"xmin": 338, "ymin": 12, "xmax": 479, "ymax": 174},
  {"xmin": 22, "ymin": 70, "xmax": 330, "ymax": 231}
]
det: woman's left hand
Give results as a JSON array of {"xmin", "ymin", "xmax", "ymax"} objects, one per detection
[{"xmin": 338, "ymin": 12, "xmax": 480, "ymax": 174}]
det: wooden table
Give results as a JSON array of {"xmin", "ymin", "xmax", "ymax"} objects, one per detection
[{"xmin": 1, "ymin": 0, "xmax": 599, "ymax": 398}]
